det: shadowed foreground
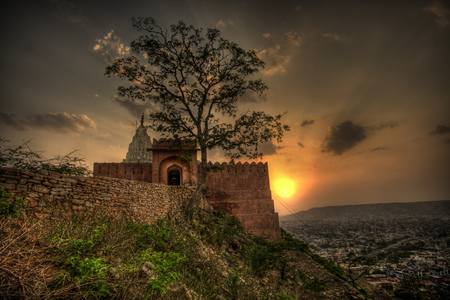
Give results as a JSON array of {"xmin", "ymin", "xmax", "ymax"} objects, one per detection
[{"xmin": 0, "ymin": 196, "xmax": 368, "ymax": 299}]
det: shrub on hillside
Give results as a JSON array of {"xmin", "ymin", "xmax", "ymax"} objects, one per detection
[{"xmin": 0, "ymin": 138, "xmax": 91, "ymax": 176}]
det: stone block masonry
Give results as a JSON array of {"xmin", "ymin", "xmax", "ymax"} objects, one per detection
[
  {"xmin": 206, "ymin": 162, "xmax": 281, "ymax": 239},
  {"xmin": 0, "ymin": 168, "xmax": 193, "ymax": 223}
]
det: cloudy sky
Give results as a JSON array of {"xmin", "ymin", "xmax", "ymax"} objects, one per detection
[{"xmin": 1, "ymin": 0, "xmax": 449, "ymax": 215}]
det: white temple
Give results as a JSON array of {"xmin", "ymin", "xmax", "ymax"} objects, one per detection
[{"xmin": 123, "ymin": 114, "xmax": 153, "ymax": 163}]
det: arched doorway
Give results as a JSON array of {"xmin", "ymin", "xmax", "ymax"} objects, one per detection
[{"xmin": 167, "ymin": 164, "xmax": 182, "ymax": 186}]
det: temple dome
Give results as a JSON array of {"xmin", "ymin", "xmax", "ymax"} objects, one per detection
[{"xmin": 123, "ymin": 114, "xmax": 153, "ymax": 163}]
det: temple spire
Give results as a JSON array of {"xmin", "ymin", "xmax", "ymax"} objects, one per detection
[{"xmin": 123, "ymin": 113, "xmax": 153, "ymax": 163}]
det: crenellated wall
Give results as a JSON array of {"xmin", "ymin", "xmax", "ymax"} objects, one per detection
[
  {"xmin": 94, "ymin": 163, "xmax": 152, "ymax": 182},
  {"xmin": 0, "ymin": 168, "xmax": 192, "ymax": 223}
]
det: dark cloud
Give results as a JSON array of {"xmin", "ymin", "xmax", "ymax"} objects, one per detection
[
  {"xmin": 49, "ymin": 0, "xmax": 89, "ymax": 28},
  {"xmin": 259, "ymin": 141, "xmax": 284, "ymax": 156},
  {"xmin": 367, "ymin": 120, "xmax": 399, "ymax": 131},
  {"xmin": 322, "ymin": 121, "xmax": 367, "ymax": 155},
  {"xmin": 112, "ymin": 97, "xmax": 158, "ymax": 119},
  {"xmin": 300, "ymin": 119, "xmax": 315, "ymax": 127},
  {"xmin": 0, "ymin": 112, "xmax": 97, "ymax": 134},
  {"xmin": 370, "ymin": 147, "xmax": 386, "ymax": 152},
  {"xmin": 430, "ymin": 124, "xmax": 450, "ymax": 135},
  {"xmin": 0, "ymin": 112, "xmax": 26, "ymax": 131},
  {"xmin": 425, "ymin": 0, "xmax": 450, "ymax": 28}
]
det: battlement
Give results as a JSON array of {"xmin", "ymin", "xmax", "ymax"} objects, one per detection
[
  {"xmin": 150, "ymin": 138, "xmax": 197, "ymax": 150},
  {"xmin": 207, "ymin": 161, "xmax": 268, "ymax": 173},
  {"xmin": 94, "ymin": 162, "xmax": 152, "ymax": 182}
]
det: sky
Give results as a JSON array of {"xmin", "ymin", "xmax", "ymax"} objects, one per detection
[{"xmin": 1, "ymin": 0, "xmax": 449, "ymax": 215}]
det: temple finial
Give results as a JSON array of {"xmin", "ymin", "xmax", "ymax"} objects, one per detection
[{"xmin": 140, "ymin": 113, "xmax": 144, "ymax": 126}]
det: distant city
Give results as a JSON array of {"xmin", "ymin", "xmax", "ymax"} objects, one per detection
[{"xmin": 280, "ymin": 200, "xmax": 450, "ymax": 297}]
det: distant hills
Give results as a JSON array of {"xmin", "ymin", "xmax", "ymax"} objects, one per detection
[{"xmin": 280, "ymin": 200, "xmax": 450, "ymax": 221}]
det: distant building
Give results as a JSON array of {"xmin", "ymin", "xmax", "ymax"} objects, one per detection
[{"xmin": 94, "ymin": 116, "xmax": 281, "ymax": 239}]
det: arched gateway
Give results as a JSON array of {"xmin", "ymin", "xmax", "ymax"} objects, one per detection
[{"xmin": 167, "ymin": 164, "xmax": 182, "ymax": 186}]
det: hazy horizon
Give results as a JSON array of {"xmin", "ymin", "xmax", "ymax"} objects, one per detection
[{"xmin": 278, "ymin": 199, "xmax": 450, "ymax": 216}]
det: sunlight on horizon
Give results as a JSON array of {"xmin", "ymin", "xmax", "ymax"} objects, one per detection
[{"xmin": 272, "ymin": 177, "xmax": 297, "ymax": 200}]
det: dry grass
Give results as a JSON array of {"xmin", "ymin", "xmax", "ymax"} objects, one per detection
[{"xmin": 0, "ymin": 215, "xmax": 62, "ymax": 299}]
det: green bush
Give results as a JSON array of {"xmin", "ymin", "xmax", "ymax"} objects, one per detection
[
  {"xmin": 141, "ymin": 251, "xmax": 185, "ymax": 296},
  {"xmin": 304, "ymin": 277, "xmax": 328, "ymax": 292},
  {"xmin": 195, "ymin": 210, "xmax": 246, "ymax": 247},
  {"xmin": 275, "ymin": 292, "xmax": 297, "ymax": 300},
  {"xmin": 54, "ymin": 223, "xmax": 111, "ymax": 295},
  {"xmin": 0, "ymin": 138, "xmax": 91, "ymax": 176},
  {"xmin": 0, "ymin": 189, "xmax": 25, "ymax": 218},
  {"xmin": 311, "ymin": 253, "xmax": 346, "ymax": 280}
]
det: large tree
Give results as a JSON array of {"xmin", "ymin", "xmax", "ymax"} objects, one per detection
[{"xmin": 106, "ymin": 17, "xmax": 289, "ymax": 215}]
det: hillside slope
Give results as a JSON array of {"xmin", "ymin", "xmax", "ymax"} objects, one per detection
[
  {"xmin": 281, "ymin": 200, "xmax": 450, "ymax": 221},
  {"xmin": 0, "ymin": 197, "xmax": 367, "ymax": 299}
]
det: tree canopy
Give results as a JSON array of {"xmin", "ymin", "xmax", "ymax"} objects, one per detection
[{"xmin": 106, "ymin": 17, "xmax": 289, "ymax": 212}]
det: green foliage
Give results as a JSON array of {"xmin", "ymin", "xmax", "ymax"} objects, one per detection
[
  {"xmin": 0, "ymin": 138, "xmax": 91, "ymax": 176},
  {"xmin": 244, "ymin": 236, "xmax": 277, "ymax": 276},
  {"xmin": 143, "ymin": 251, "xmax": 185, "ymax": 296},
  {"xmin": 242, "ymin": 230, "xmax": 311, "ymax": 279},
  {"xmin": 310, "ymin": 253, "xmax": 346, "ymax": 280},
  {"xmin": 59, "ymin": 225, "xmax": 108, "ymax": 280},
  {"xmin": 394, "ymin": 277, "xmax": 422, "ymax": 299},
  {"xmin": 227, "ymin": 272, "xmax": 244, "ymax": 300},
  {"xmin": 62, "ymin": 256, "xmax": 109, "ymax": 281},
  {"xmin": 147, "ymin": 271, "xmax": 180, "ymax": 295},
  {"xmin": 275, "ymin": 292, "xmax": 297, "ymax": 300},
  {"xmin": 54, "ymin": 223, "xmax": 111, "ymax": 295},
  {"xmin": 278, "ymin": 228, "xmax": 310, "ymax": 252},
  {"xmin": 124, "ymin": 221, "xmax": 174, "ymax": 251},
  {"xmin": 0, "ymin": 189, "xmax": 25, "ymax": 218},
  {"xmin": 195, "ymin": 210, "xmax": 246, "ymax": 247},
  {"xmin": 303, "ymin": 277, "xmax": 328, "ymax": 292}
]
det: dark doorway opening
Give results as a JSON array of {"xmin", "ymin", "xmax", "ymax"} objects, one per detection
[{"xmin": 168, "ymin": 165, "xmax": 182, "ymax": 186}]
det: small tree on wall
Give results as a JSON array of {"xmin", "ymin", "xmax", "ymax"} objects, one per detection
[{"xmin": 106, "ymin": 17, "xmax": 289, "ymax": 217}]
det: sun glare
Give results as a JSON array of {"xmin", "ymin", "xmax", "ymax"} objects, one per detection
[{"xmin": 273, "ymin": 178, "xmax": 296, "ymax": 199}]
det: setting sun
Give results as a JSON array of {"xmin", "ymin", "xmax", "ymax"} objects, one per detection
[{"xmin": 273, "ymin": 178, "xmax": 296, "ymax": 199}]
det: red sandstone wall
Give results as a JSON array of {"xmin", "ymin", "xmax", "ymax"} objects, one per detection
[
  {"xmin": 94, "ymin": 163, "xmax": 152, "ymax": 182},
  {"xmin": 206, "ymin": 162, "xmax": 280, "ymax": 239},
  {"xmin": 151, "ymin": 150, "xmax": 198, "ymax": 186}
]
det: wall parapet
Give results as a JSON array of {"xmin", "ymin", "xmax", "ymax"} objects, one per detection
[
  {"xmin": 207, "ymin": 162, "xmax": 268, "ymax": 173},
  {"xmin": 94, "ymin": 163, "xmax": 152, "ymax": 182},
  {"xmin": 0, "ymin": 167, "xmax": 193, "ymax": 223}
]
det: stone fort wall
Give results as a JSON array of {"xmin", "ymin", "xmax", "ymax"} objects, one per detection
[
  {"xmin": 0, "ymin": 168, "xmax": 192, "ymax": 223},
  {"xmin": 94, "ymin": 163, "xmax": 153, "ymax": 182},
  {"xmin": 94, "ymin": 161, "xmax": 280, "ymax": 238},
  {"xmin": 205, "ymin": 162, "xmax": 280, "ymax": 238}
]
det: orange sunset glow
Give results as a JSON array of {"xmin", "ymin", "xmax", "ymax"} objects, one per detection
[
  {"xmin": 1, "ymin": 1, "xmax": 449, "ymax": 217},
  {"xmin": 273, "ymin": 178, "xmax": 297, "ymax": 199}
]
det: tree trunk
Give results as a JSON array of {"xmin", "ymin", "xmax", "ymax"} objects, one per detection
[{"xmin": 187, "ymin": 146, "xmax": 211, "ymax": 220}]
